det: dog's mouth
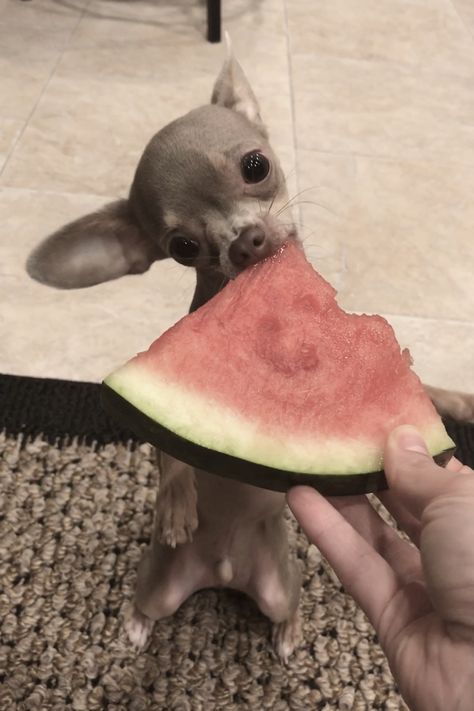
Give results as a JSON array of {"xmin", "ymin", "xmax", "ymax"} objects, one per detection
[{"xmin": 221, "ymin": 222, "xmax": 299, "ymax": 279}]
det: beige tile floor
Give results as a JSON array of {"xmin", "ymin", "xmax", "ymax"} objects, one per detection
[{"xmin": 0, "ymin": 0, "xmax": 473, "ymax": 391}]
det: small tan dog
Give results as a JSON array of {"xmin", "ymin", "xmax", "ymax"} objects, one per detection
[{"xmin": 26, "ymin": 51, "xmax": 474, "ymax": 660}]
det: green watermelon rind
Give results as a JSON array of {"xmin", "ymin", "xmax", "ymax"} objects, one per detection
[
  {"xmin": 103, "ymin": 363, "xmax": 455, "ymax": 492},
  {"xmin": 101, "ymin": 384, "xmax": 454, "ymax": 494}
]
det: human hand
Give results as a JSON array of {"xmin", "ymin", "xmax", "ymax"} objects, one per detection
[{"xmin": 287, "ymin": 425, "xmax": 474, "ymax": 711}]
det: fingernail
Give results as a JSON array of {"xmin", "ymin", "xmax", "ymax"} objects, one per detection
[{"xmin": 393, "ymin": 426, "xmax": 428, "ymax": 454}]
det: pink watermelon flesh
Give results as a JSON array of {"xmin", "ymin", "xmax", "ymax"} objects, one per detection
[{"xmin": 104, "ymin": 241, "xmax": 454, "ymax": 480}]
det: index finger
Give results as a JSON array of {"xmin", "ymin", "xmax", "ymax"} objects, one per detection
[{"xmin": 287, "ymin": 486, "xmax": 401, "ymax": 631}]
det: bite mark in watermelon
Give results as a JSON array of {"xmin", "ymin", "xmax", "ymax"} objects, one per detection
[{"xmin": 102, "ymin": 242, "xmax": 455, "ymax": 494}]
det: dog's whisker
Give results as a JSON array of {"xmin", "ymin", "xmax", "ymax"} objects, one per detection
[
  {"xmin": 274, "ymin": 197, "xmax": 296, "ymax": 218},
  {"xmin": 300, "ymin": 231, "xmax": 320, "ymax": 245},
  {"xmin": 274, "ymin": 185, "xmax": 327, "ymax": 214},
  {"xmin": 271, "ymin": 186, "xmax": 314, "ymax": 217},
  {"xmin": 283, "ymin": 166, "xmax": 296, "ymax": 181},
  {"xmin": 266, "ymin": 192, "xmax": 277, "ymax": 216},
  {"xmin": 216, "ymin": 274, "xmax": 229, "ymax": 292},
  {"xmin": 274, "ymin": 190, "xmax": 319, "ymax": 218},
  {"xmin": 278, "ymin": 220, "xmax": 307, "ymax": 230},
  {"xmin": 291, "ymin": 199, "xmax": 336, "ymax": 210},
  {"xmin": 298, "ymin": 233, "xmax": 342, "ymax": 260},
  {"xmin": 278, "ymin": 199, "xmax": 340, "ymax": 219},
  {"xmin": 281, "ymin": 183, "xmax": 334, "ymax": 204}
]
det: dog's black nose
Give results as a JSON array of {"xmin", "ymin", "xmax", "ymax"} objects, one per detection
[{"xmin": 228, "ymin": 225, "xmax": 271, "ymax": 269}]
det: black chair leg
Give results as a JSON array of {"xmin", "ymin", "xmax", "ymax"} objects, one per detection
[{"xmin": 207, "ymin": 0, "xmax": 221, "ymax": 43}]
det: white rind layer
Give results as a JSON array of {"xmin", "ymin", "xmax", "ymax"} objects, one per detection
[{"xmin": 105, "ymin": 363, "xmax": 454, "ymax": 476}]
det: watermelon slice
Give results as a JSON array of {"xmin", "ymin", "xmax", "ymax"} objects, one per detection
[{"xmin": 101, "ymin": 242, "xmax": 455, "ymax": 494}]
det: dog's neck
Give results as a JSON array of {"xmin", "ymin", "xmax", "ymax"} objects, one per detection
[{"xmin": 190, "ymin": 269, "xmax": 229, "ymax": 312}]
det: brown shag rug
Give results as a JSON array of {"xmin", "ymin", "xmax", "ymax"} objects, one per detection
[{"xmin": 2, "ymin": 374, "xmax": 473, "ymax": 710}]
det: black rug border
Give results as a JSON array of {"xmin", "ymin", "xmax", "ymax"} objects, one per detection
[
  {"xmin": 1, "ymin": 372, "xmax": 473, "ymax": 467},
  {"xmin": 0, "ymin": 372, "xmax": 142, "ymax": 446}
]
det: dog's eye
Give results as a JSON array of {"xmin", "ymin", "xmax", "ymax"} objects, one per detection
[
  {"xmin": 169, "ymin": 235, "xmax": 200, "ymax": 265},
  {"xmin": 241, "ymin": 152, "xmax": 270, "ymax": 183}
]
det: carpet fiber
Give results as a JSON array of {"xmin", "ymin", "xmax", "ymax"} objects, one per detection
[{"xmin": 1, "ymin": 374, "xmax": 473, "ymax": 710}]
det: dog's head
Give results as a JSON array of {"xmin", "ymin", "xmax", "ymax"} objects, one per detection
[{"xmin": 27, "ymin": 50, "xmax": 296, "ymax": 309}]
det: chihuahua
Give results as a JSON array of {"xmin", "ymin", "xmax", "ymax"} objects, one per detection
[{"xmin": 26, "ymin": 48, "xmax": 474, "ymax": 661}]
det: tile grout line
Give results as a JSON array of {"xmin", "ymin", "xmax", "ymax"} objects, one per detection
[
  {"xmin": 448, "ymin": 0, "xmax": 474, "ymax": 44},
  {"xmin": 0, "ymin": 184, "xmax": 117, "ymax": 200},
  {"xmin": 0, "ymin": 1, "xmax": 91, "ymax": 181},
  {"xmin": 288, "ymin": 45, "xmax": 474, "ymax": 83},
  {"xmin": 277, "ymin": 144, "xmax": 474, "ymax": 172},
  {"xmin": 281, "ymin": 0, "xmax": 301, "ymax": 226}
]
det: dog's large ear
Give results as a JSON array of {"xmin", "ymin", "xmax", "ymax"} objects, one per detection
[
  {"xmin": 211, "ymin": 35, "xmax": 266, "ymax": 134},
  {"xmin": 26, "ymin": 199, "xmax": 166, "ymax": 289}
]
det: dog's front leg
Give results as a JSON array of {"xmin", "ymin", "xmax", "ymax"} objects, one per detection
[
  {"xmin": 125, "ymin": 455, "xmax": 199, "ymax": 649},
  {"xmin": 154, "ymin": 451, "xmax": 198, "ymax": 547}
]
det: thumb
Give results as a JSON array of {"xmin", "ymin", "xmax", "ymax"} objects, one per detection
[{"xmin": 384, "ymin": 425, "xmax": 454, "ymax": 520}]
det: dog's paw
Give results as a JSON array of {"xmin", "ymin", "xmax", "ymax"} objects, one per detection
[
  {"xmin": 155, "ymin": 506, "xmax": 198, "ymax": 548},
  {"xmin": 271, "ymin": 610, "xmax": 302, "ymax": 663},
  {"xmin": 453, "ymin": 392, "xmax": 474, "ymax": 424},
  {"xmin": 124, "ymin": 605, "xmax": 154, "ymax": 649},
  {"xmin": 154, "ymin": 482, "xmax": 198, "ymax": 548},
  {"xmin": 426, "ymin": 386, "xmax": 474, "ymax": 424}
]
